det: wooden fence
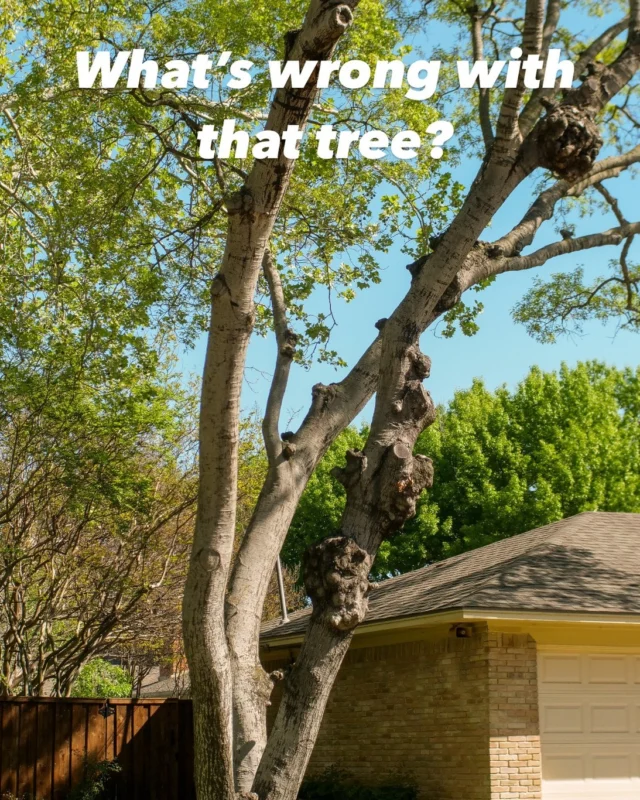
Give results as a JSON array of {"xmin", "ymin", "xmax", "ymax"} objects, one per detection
[{"xmin": 0, "ymin": 697, "xmax": 195, "ymax": 800}]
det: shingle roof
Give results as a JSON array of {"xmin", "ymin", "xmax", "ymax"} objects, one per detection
[{"xmin": 261, "ymin": 512, "xmax": 640, "ymax": 642}]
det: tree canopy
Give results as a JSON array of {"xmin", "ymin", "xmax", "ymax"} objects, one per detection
[
  {"xmin": 3, "ymin": 0, "xmax": 640, "ymax": 796},
  {"xmin": 284, "ymin": 361, "xmax": 640, "ymax": 578},
  {"xmin": 0, "ymin": 0, "xmax": 450, "ymax": 365}
]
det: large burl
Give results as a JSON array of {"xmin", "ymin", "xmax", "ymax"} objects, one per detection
[
  {"xmin": 303, "ymin": 536, "xmax": 373, "ymax": 632},
  {"xmin": 536, "ymin": 101, "xmax": 603, "ymax": 182}
]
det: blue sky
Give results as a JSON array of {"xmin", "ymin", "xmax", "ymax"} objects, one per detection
[{"xmin": 179, "ymin": 6, "xmax": 639, "ymax": 428}]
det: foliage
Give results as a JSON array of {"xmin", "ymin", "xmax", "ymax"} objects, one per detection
[
  {"xmin": 0, "ymin": 336, "xmax": 197, "ymax": 695},
  {"xmin": 70, "ymin": 659, "xmax": 133, "ymax": 698},
  {"xmin": 2, "ymin": 0, "xmax": 640, "ymax": 793},
  {"xmin": 299, "ymin": 767, "xmax": 418, "ymax": 800},
  {"xmin": 416, "ymin": 361, "xmax": 640, "ymax": 560},
  {"xmin": 284, "ymin": 362, "xmax": 640, "ymax": 577},
  {"xmin": 0, "ymin": 0, "xmax": 459, "ymax": 366},
  {"xmin": 66, "ymin": 759, "xmax": 122, "ymax": 800},
  {"xmin": 514, "ymin": 264, "xmax": 640, "ymax": 343}
]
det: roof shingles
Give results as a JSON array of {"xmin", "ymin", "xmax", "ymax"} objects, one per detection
[{"xmin": 261, "ymin": 512, "xmax": 640, "ymax": 641}]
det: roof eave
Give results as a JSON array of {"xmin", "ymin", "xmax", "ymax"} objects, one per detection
[{"xmin": 260, "ymin": 606, "xmax": 640, "ymax": 649}]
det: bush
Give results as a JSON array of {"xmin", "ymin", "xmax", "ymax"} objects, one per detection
[
  {"xmin": 299, "ymin": 766, "xmax": 418, "ymax": 800},
  {"xmin": 70, "ymin": 659, "xmax": 132, "ymax": 698},
  {"xmin": 66, "ymin": 758, "xmax": 121, "ymax": 800}
]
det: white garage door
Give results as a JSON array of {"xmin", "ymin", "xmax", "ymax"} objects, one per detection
[{"xmin": 539, "ymin": 649, "xmax": 640, "ymax": 799}]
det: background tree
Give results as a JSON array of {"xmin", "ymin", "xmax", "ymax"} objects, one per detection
[
  {"xmin": 0, "ymin": 351, "xmax": 197, "ymax": 695},
  {"xmin": 2, "ymin": 0, "xmax": 640, "ymax": 798},
  {"xmin": 0, "ymin": 357, "xmax": 296, "ymax": 697},
  {"xmin": 283, "ymin": 361, "xmax": 640, "ymax": 576},
  {"xmin": 70, "ymin": 658, "xmax": 133, "ymax": 699}
]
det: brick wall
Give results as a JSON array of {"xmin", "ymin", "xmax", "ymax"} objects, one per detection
[
  {"xmin": 264, "ymin": 625, "xmax": 544, "ymax": 799},
  {"xmin": 267, "ymin": 630, "xmax": 490, "ymax": 799},
  {"xmin": 487, "ymin": 632, "xmax": 542, "ymax": 800}
]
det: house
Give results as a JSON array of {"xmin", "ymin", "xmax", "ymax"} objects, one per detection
[{"xmin": 261, "ymin": 512, "xmax": 640, "ymax": 800}]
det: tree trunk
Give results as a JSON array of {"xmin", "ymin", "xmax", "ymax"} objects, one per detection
[
  {"xmin": 227, "ymin": 464, "xmax": 301, "ymax": 792},
  {"xmin": 227, "ymin": 340, "xmax": 382, "ymax": 792},
  {"xmin": 182, "ymin": 3, "xmax": 362, "ymax": 796},
  {"xmin": 251, "ymin": 107, "xmax": 537, "ymax": 795},
  {"xmin": 185, "ymin": 3, "xmax": 640, "ymax": 797},
  {"xmin": 252, "ymin": 619, "xmax": 353, "ymax": 800}
]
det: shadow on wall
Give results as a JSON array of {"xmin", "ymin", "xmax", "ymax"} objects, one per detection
[{"xmin": 0, "ymin": 697, "xmax": 195, "ymax": 800}]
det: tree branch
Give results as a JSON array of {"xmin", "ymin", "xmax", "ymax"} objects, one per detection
[
  {"xmin": 261, "ymin": 249, "xmax": 298, "ymax": 465},
  {"xmin": 541, "ymin": 0, "xmax": 561, "ymax": 53},
  {"xmin": 594, "ymin": 182, "xmax": 628, "ymax": 225},
  {"xmin": 519, "ymin": 16, "xmax": 631, "ymax": 137},
  {"xmin": 469, "ymin": 5, "xmax": 495, "ymax": 150},
  {"xmin": 489, "ymin": 144, "xmax": 640, "ymax": 258},
  {"xmin": 495, "ymin": 222, "xmax": 640, "ymax": 274},
  {"xmin": 495, "ymin": 0, "xmax": 545, "ymax": 144}
]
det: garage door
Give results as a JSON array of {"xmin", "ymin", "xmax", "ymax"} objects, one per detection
[{"xmin": 539, "ymin": 649, "xmax": 640, "ymax": 799}]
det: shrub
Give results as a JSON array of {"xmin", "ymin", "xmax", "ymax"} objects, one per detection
[
  {"xmin": 299, "ymin": 766, "xmax": 418, "ymax": 800},
  {"xmin": 66, "ymin": 758, "xmax": 122, "ymax": 800},
  {"xmin": 70, "ymin": 659, "xmax": 132, "ymax": 698}
]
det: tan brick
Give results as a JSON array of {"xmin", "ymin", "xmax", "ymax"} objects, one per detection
[{"xmin": 264, "ymin": 624, "xmax": 542, "ymax": 799}]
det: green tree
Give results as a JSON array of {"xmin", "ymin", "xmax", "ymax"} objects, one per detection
[
  {"xmin": 415, "ymin": 361, "xmax": 640, "ymax": 560},
  {"xmin": 3, "ymin": 0, "xmax": 640, "ymax": 796},
  {"xmin": 71, "ymin": 658, "xmax": 133, "ymax": 699},
  {"xmin": 284, "ymin": 362, "xmax": 640, "ymax": 576}
]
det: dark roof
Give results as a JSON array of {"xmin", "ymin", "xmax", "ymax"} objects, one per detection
[{"xmin": 261, "ymin": 512, "xmax": 640, "ymax": 642}]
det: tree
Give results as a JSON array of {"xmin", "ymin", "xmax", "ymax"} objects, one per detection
[
  {"xmin": 415, "ymin": 360, "xmax": 640, "ymax": 558},
  {"xmin": 0, "ymin": 347, "xmax": 198, "ymax": 696},
  {"xmin": 187, "ymin": 3, "xmax": 640, "ymax": 796},
  {"xmin": 3, "ymin": 0, "xmax": 640, "ymax": 798},
  {"xmin": 284, "ymin": 362, "xmax": 640, "ymax": 575},
  {"xmin": 0, "ymin": 359, "xmax": 293, "ymax": 697},
  {"xmin": 71, "ymin": 658, "xmax": 133, "ymax": 699}
]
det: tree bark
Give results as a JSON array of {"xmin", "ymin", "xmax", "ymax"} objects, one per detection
[
  {"xmin": 182, "ymin": 3, "xmax": 362, "ymax": 797},
  {"xmin": 183, "ymin": 3, "xmax": 640, "ymax": 797},
  {"xmin": 252, "ymin": 619, "xmax": 353, "ymax": 800},
  {"xmin": 255, "ymin": 345, "xmax": 437, "ymax": 798},
  {"xmin": 251, "ymin": 42, "xmax": 542, "ymax": 789},
  {"xmin": 226, "ymin": 340, "xmax": 381, "ymax": 792}
]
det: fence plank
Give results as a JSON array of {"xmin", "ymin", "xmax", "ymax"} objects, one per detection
[
  {"xmin": 178, "ymin": 699, "xmax": 196, "ymax": 799},
  {"xmin": 86, "ymin": 703, "xmax": 105, "ymax": 764},
  {"xmin": 53, "ymin": 702, "xmax": 72, "ymax": 800},
  {"xmin": 132, "ymin": 703, "xmax": 148, "ymax": 800},
  {"xmin": 115, "ymin": 703, "xmax": 133, "ymax": 800},
  {"xmin": 70, "ymin": 702, "xmax": 87, "ymax": 787},
  {"xmin": 105, "ymin": 701, "xmax": 117, "ymax": 762},
  {"xmin": 0, "ymin": 697, "xmax": 195, "ymax": 800},
  {"xmin": 1, "ymin": 703, "xmax": 19, "ymax": 797},
  {"xmin": 35, "ymin": 701, "xmax": 55, "ymax": 800},
  {"xmin": 164, "ymin": 701, "xmax": 180, "ymax": 798},
  {"xmin": 17, "ymin": 702, "xmax": 36, "ymax": 797}
]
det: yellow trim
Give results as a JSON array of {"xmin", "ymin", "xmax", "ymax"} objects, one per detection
[
  {"xmin": 261, "ymin": 609, "xmax": 464, "ymax": 649},
  {"xmin": 463, "ymin": 608, "xmax": 640, "ymax": 625},
  {"xmin": 537, "ymin": 643, "xmax": 640, "ymax": 653},
  {"xmin": 261, "ymin": 607, "xmax": 640, "ymax": 651}
]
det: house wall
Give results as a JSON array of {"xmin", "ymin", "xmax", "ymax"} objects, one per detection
[
  {"xmin": 265, "ymin": 624, "xmax": 542, "ymax": 799},
  {"xmin": 487, "ymin": 631, "xmax": 542, "ymax": 800}
]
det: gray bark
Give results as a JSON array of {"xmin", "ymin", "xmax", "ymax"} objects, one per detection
[
  {"xmin": 226, "ymin": 342, "xmax": 380, "ymax": 791},
  {"xmin": 182, "ymin": 3, "xmax": 362, "ymax": 798},
  {"xmin": 247, "ymin": 9, "xmax": 640, "ymax": 797},
  {"xmin": 179, "ymin": 2, "xmax": 640, "ymax": 797}
]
